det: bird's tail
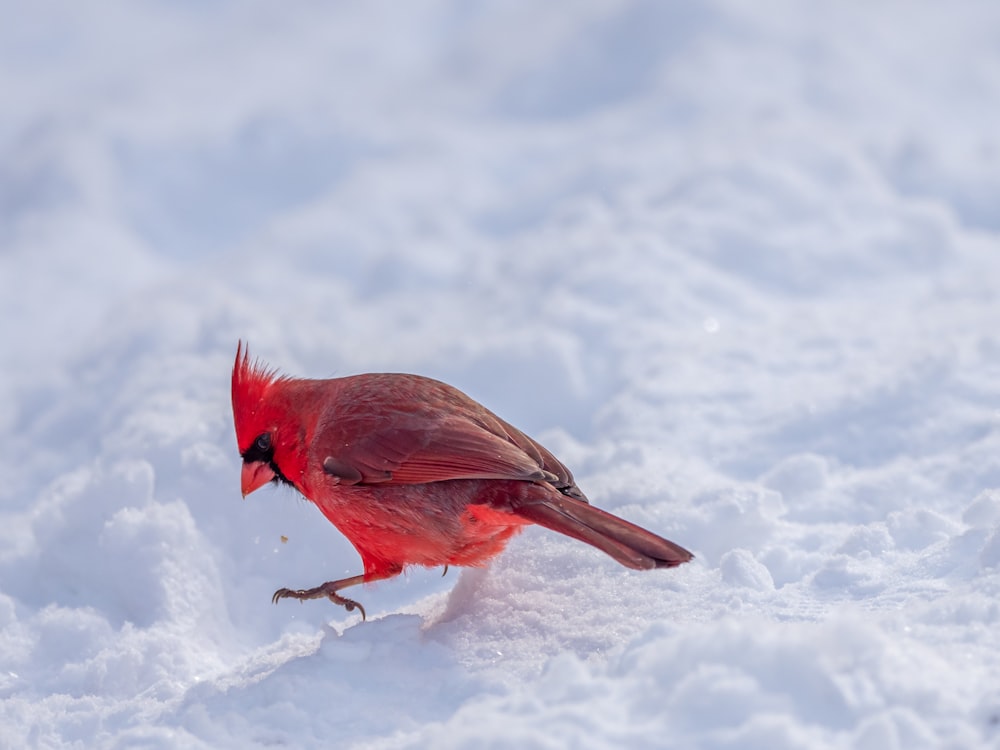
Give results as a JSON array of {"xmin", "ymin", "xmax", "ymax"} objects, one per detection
[{"xmin": 513, "ymin": 494, "xmax": 693, "ymax": 570}]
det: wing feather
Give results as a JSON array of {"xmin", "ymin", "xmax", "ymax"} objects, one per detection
[
  {"xmin": 310, "ymin": 373, "xmax": 584, "ymax": 497},
  {"xmin": 320, "ymin": 415, "xmax": 557, "ymax": 486}
]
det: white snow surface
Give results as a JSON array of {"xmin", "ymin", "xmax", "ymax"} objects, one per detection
[{"xmin": 3, "ymin": 1, "xmax": 1000, "ymax": 748}]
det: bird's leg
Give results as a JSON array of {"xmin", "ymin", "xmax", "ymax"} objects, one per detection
[
  {"xmin": 272, "ymin": 569, "xmax": 400, "ymax": 621},
  {"xmin": 442, "ymin": 565, "xmax": 449, "ymax": 577}
]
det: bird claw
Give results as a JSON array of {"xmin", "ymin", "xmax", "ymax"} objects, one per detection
[
  {"xmin": 333, "ymin": 594, "xmax": 366, "ymax": 621},
  {"xmin": 272, "ymin": 585, "xmax": 367, "ymax": 621}
]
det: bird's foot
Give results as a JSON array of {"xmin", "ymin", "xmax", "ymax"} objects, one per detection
[{"xmin": 272, "ymin": 583, "xmax": 367, "ymax": 620}]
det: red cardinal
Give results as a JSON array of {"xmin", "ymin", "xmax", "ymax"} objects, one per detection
[{"xmin": 232, "ymin": 343, "xmax": 692, "ymax": 618}]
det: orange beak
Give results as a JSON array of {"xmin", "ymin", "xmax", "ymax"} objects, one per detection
[{"xmin": 241, "ymin": 461, "xmax": 276, "ymax": 497}]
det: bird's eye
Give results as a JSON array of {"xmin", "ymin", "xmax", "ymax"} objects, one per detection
[{"xmin": 255, "ymin": 433, "xmax": 272, "ymax": 452}]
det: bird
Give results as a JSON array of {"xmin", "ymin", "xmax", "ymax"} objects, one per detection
[{"xmin": 232, "ymin": 342, "xmax": 692, "ymax": 619}]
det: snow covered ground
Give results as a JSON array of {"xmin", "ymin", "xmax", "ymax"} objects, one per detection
[{"xmin": 3, "ymin": 1, "xmax": 1000, "ymax": 747}]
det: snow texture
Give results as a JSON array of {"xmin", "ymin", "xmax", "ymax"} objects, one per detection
[{"xmin": 3, "ymin": 1, "xmax": 1000, "ymax": 748}]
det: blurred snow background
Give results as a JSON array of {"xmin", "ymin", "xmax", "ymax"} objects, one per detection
[{"xmin": 2, "ymin": 1, "xmax": 1000, "ymax": 747}]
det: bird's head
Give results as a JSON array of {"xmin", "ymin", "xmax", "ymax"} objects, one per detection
[{"xmin": 231, "ymin": 341, "xmax": 301, "ymax": 496}]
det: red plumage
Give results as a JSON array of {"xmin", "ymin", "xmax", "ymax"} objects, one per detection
[{"xmin": 231, "ymin": 342, "xmax": 692, "ymax": 618}]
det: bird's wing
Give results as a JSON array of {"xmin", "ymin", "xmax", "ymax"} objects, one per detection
[{"xmin": 317, "ymin": 414, "xmax": 560, "ymax": 486}]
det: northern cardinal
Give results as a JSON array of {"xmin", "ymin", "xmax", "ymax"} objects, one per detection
[{"xmin": 232, "ymin": 343, "xmax": 692, "ymax": 618}]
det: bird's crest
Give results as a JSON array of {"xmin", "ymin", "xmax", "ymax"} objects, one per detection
[{"xmin": 232, "ymin": 341, "xmax": 282, "ymax": 450}]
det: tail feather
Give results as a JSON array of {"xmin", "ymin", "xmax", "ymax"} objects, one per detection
[{"xmin": 513, "ymin": 494, "xmax": 693, "ymax": 570}]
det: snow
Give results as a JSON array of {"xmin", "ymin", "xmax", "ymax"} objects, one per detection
[{"xmin": 3, "ymin": 1, "xmax": 1000, "ymax": 747}]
